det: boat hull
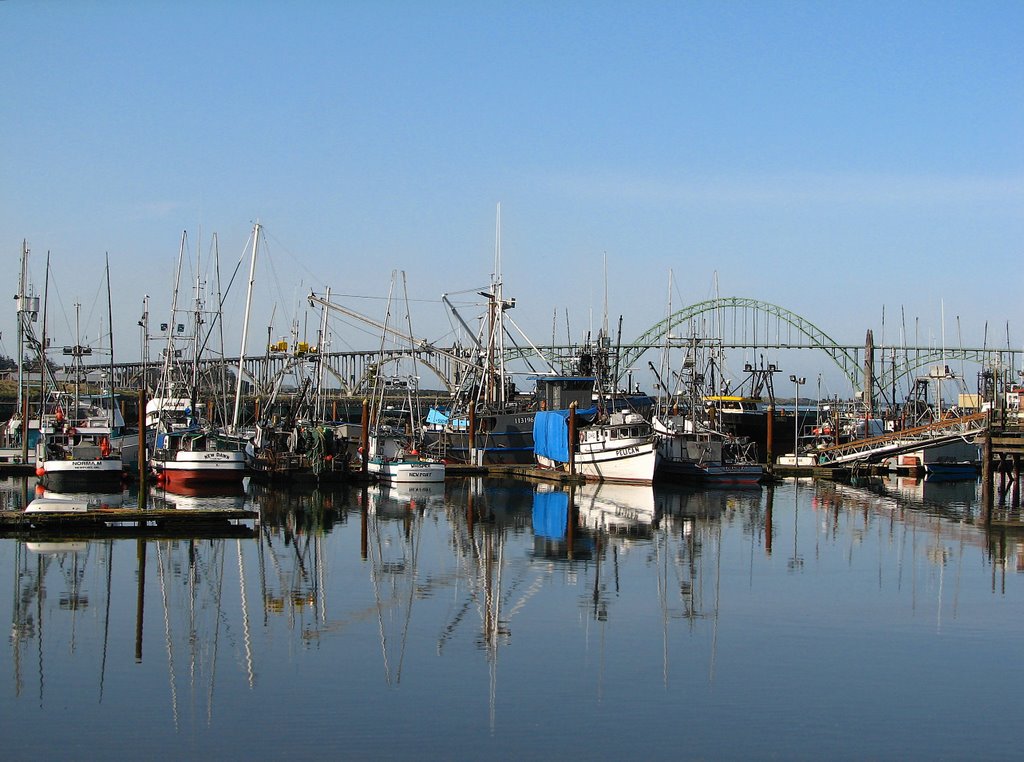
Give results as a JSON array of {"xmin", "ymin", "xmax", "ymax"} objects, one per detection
[
  {"xmin": 538, "ymin": 440, "xmax": 658, "ymax": 485},
  {"xmin": 657, "ymin": 456, "xmax": 763, "ymax": 485},
  {"xmin": 426, "ymin": 410, "xmax": 537, "ymax": 465},
  {"xmin": 151, "ymin": 452, "xmax": 248, "ymax": 487},
  {"xmin": 38, "ymin": 457, "xmax": 124, "ymax": 490},
  {"xmin": 576, "ymin": 440, "xmax": 658, "ymax": 484},
  {"xmin": 367, "ymin": 458, "xmax": 446, "ymax": 483}
]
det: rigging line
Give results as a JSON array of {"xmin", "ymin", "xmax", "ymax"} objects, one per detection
[
  {"xmin": 98, "ymin": 539, "xmax": 113, "ymax": 704},
  {"xmin": 156, "ymin": 541, "xmax": 180, "ymax": 732},
  {"xmin": 237, "ymin": 539, "xmax": 255, "ymax": 690},
  {"xmin": 395, "ymin": 508, "xmax": 422, "ymax": 683},
  {"xmin": 207, "ymin": 542, "xmax": 226, "ymax": 726},
  {"xmin": 369, "ymin": 512, "xmax": 393, "ymax": 685}
]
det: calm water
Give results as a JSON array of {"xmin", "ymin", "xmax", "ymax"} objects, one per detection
[{"xmin": 0, "ymin": 474, "xmax": 1020, "ymax": 760}]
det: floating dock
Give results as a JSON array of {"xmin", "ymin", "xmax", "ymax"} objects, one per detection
[{"xmin": 0, "ymin": 507, "xmax": 258, "ymax": 540}]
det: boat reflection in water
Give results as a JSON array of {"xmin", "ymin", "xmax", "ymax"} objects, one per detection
[
  {"xmin": 5, "ymin": 472, "xmax": 1024, "ymax": 759},
  {"xmin": 380, "ymin": 480, "xmax": 446, "ymax": 508},
  {"xmin": 152, "ymin": 481, "xmax": 248, "ymax": 511},
  {"xmin": 575, "ymin": 481, "xmax": 658, "ymax": 536},
  {"xmin": 38, "ymin": 486, "xmax": 124, "ymax": 508}
]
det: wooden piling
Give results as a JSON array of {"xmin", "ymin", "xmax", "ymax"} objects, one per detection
[
  {"xmin": 568, "ymin": 402, "xmax": 577, "ymax": 477},
  {"xmin": 360, "ymin": 399, "xmax": 369, "ymax": 478},
  {"xmin": 469, "ymin": 406, "xmax": 477, "ymax": 465},
  {"xmin": 137, "ymin": 387, "xmax": 148, "ymax": 510},
  {"xmin": 982, "ymin": 425, "xmax": 993, "ymax": 523},
  {"xmin": 135, "ymin": 538, "xmax": 146, "ymax": 662},
  {"xmin": 1014, "ymin": 454, "xmax": 1021, "ymax": 509},
  {"xmin": 765, "ymin": 404, "xmax": 774, "ymax": 472}
]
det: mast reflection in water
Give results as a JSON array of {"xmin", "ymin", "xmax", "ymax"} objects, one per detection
[{"xmin": 1, "ymin": 472, "xmax": 1023, "ymax": 759}]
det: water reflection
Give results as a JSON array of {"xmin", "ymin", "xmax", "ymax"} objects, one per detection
[{"xmin": 1, "ymin": 473, "xmax": 1024, "ymax": 757}]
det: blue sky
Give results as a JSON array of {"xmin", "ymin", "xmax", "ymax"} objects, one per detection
[{"xmin": 2, "ymin": 1, "xmax": 1022, "ymax": 393}]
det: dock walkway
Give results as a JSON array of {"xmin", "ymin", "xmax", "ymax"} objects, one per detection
[{"xmin": 0, "ymin": 507, "xmax": 258, "ymax": 539}]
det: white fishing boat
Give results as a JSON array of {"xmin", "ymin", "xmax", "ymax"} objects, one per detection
[
  {"xmin": 535, "ymin": 408, "xmax": 658, "ymax": 485},
  {"xmin": 365, "ymin": 379, "xmax": 446, "ymax": 484},
  {"xmin": 574, "ymin": 410, "xmax": 659, "ymax": 484},
  {"xmin": 361, "ymin": 272, "xmax": 445, "ymax": 484},
  {"xmin": 35, "ymin": 257, "xmax": 129, "ymax": 490}
]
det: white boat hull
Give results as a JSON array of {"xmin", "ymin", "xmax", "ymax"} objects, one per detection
[
  {"xmin": 367, "ymin": 458, "xmax": 445, "ymax": 483},
  {"xmin": 537, "ymin": 440, "xmax": 659, "ymax": 485},
  {"xmin": 575, "ymin": 439, "xmax": 658, "ymax": 484}
]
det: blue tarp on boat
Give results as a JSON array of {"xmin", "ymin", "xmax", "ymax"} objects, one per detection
[
  {"xmin": 426, "ymin": 407, "xmax": 449, "ymax": 426},
  {"xmin": 532, "ymin": 489, "xmax": 569, "ymax": 539},
  {"xmin": 532, "ymin": 407, "xmax": 598, "ymax": 463},
  {"xmin": 426, "ymin": 406, "xmax": 469, "ymax": 429},
  {"xmin": 533, "ymin": 410, "xmax": 571, "ymax": 463}
]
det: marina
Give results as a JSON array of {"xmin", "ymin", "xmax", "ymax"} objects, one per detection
[{"xmin": 4, "ymin": 1, "xmax": 1022, "ymax": 758}]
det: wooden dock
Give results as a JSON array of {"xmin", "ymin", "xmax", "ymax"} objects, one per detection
[
  {"xmin": 982, "ymin": 423, "xmax": 1024, "ymax": 520},
  {"xmin": 0, "ymin": 507, "xmax": 258, "ymax": 540}
]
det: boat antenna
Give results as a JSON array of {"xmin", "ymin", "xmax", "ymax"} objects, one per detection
[{"xmin": 602, "ymin": 253, "xmax": 609, "ymax": 342}]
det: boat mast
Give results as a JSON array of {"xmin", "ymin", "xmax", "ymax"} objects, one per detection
[
  {"xmin": 492, "ymin": 203, "xmax": 505, "ymax": 408},
  {"xmin": 231, "ymin": 222, "xmax": 260, "ymax": 432},
  {"xmin": 37, "ymin": 255, "xmax": 51, "ymax": 425},
  {"xmin": 191, "ymin": 237, "xmax": 204, "ymax": 418},
  {"xmin": 160, "ymin": 232, "xmax": 188, "ymax": 403},
  {"xmin": 314, "ymin": 286, "xmax": 331, "ymax": 422},
  {"xmin": 73, "ymin": 301, "xmax": 82, "ymax": 427},
  {"xmin": 105, "ymin": 254, "xmax": 116, "ymax": 428},
  {"xmin": 15, "ymin": 241, "xmax": 28, "ymax": 418},
  {"xmin": 371, "ymin": 273, "xmax": 398, "ymax": 439}
]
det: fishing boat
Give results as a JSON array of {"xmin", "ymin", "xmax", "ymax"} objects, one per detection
[
  {"xmin": 424, "ymin": 209, "xmax": 556, "ymax": 465},
  {"xmin": 146, "ymin": 230, "xmax": 249, "ymax": 488},
  {"xmin": 362, "ymin": 273, "xmax": 445, "ymax": 484},
  {"xmin": 533, "ymin": 375, "xmax": 659, "ymax": 485},
  {"xmin": 654, "ymin": 422, "xmax": 763, "ymax": 485},
  {"xmin": 36, "ymin": 393, "xmax": 128, "ymax": 489},
  {"xmin": 366, "ymin": 375, "xmax": 446, "ymax": 484},
  {"xmin": 34, "ymin": 257, "xmax": 129, "ymax": 490},
  {"xmin": 573, "ymin": 410, "xmax": 659, "ymax": 484}
]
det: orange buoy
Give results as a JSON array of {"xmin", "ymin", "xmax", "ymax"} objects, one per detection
[{"xmin": 35, "ymin": 466, "xmax": 46, "ymax": 477}]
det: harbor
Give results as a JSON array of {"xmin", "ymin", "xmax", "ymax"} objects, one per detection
[{"xmin": 5, "ymin": 2, "xmax": 1024, "ymax": 757}]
